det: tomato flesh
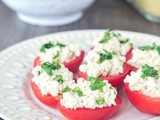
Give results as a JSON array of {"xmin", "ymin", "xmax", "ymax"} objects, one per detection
[
  {"xmin": 125, "ymin": 83, "xmax": 160, "ymax": 115},
  {"xmin": 33, "ymin": 51, "xmax": 85, "ymax": 73},
  {"xmin": 78, "ymin": 62, "xmax": 130, "ymax": 88},
  {"xmin": 30, "ymin": 80, "xmax": 61, "ymax": 108},
  {"xmin": 57, "ymin": 97, "xmax": 122, "ymax": 120}
]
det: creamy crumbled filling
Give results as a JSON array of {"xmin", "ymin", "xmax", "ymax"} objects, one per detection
[
  {"xmin": 128, "ymin": 49, "xmax": 160, "ymax": 70},
  {"xmin": 60, "ymin": 78, "xmax": 117, "ymax": 109},
  {"xmin": 31, "ymin": 64, "xmax": 74, "ymax": 96},
  {"xmin": 39, "ymin": 41, "xmax": 81, "ymax": 63},
  {"xmin": 79, "ymin": 49, "xmax": 125, "ymax": 77},
  {"xmin": 92, "ymin": 30, "xmax": 132, "ymax": 56},
  {"xmin": 124, "ymin": 66, "xmax": 160, "ymax": 98}
]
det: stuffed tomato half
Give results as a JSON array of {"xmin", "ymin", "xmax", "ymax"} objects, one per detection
[
  {"xmin": 91, "ymin": 29, "xmax": 133, "ymax": 58},
  {"xmin": 78, "ymin": 48, "xmax": 130, "ymax": 88},
  {"xmin": 33, "ymin": 41, "xmax": 85, "ymax": 72},
  {"xmin": 31, "ymin": 61, "xmax": 75, "ymax": 108},
  {"xmin": 124, "ymin": 64, "xmax": 160, "ymax": 114},
  {"xmin": 57, "ymin": 77, "xmax": 122, "ymax": 120},
  {"xmin": 127, "ymin": 42, "xmax": 160, "ymax": 72}
]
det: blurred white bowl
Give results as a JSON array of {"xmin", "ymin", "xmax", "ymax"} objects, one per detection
[{"xmin": 2, "ymin": 0, "xmax": 95, "ymax": 26}]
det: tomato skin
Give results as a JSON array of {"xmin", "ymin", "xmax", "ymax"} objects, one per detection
[
  {"xmin": 30, "ymin": 80, "xmax": 61, "ymax": 108},
  {"xmin": 125, "ymin": 47, "xmax": 138, "ymax": 72},
  {"xmin": 33, "ymin": 51, "xmax": 85, "ymax": 73},
  {"xmin": 63, "ymin": 51, "xmax": 85, "ymax": 72},
  {"xmin": 57, "ymin": 97, "xmax": 122, "ymax": 120},
  {"xmin": 78, "ymin": 63, "xmax": 130, "ymax": 88},
  {"xmin": 33, "ymin": 56, "xmax": 41, "ymax": 67},
  {"xmin": 125, "ymin": 47, "xmax": 133, "ymax": 61},
  {"xmin": 125, "ymin": 83, "xmax": 160, "ymax": 115}
]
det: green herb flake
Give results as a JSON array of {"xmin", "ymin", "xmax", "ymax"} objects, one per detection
[
  {"xmin": 53, "ymin": 75, "xmax": 63, "ymax": 84},
  {"xmin": 53, "ymin": 51, "xmax": 60, "ymax": 59},
  {"xmin": 56, "ymin": 42, "xmax": 66, "ymax": 47},
  {"xmin": 141, "ymin": 64, "xmax": 159, "ymax": 80},
  {"xmin": 99, "ymin": 29, "xmax": 112, "ymax": 43},
  {"xmin": 40, "ymin": 42, "xmax": 54, "ymax": 52},
  {"xmin": 72, "ymin": 87, "xmax": 83, "ymax": 97},
  {"xmin": 156, "ymin": 46, "xmax": 160, "ymax": 55},
  {"xmin": 113, "ymin": 33, "xmax": 121, "ymax": 38},
  {"xmin": 119, "ymin": 39, "xmax": 129, "ymax": 44},
  {"xmin": 98, "ymin": 50, "xmax": 116, "ymax": 63},
  {"xmin": 37, "ymin": 71, "xmax": 41, "ymax": 76},
  {"xmin": 87, "ymin": 77, "xmax": 106, "ymax": 91},
  {"xmin": 96, "ymin": 98, "xmax": 105, "ymax": 105},
  {"xmin": 61, "ymin": 86, "xmax": 71, "ymax": 93},
  {"xmin": 41, "ymin": 61, "xmax": 61, "ymax": 76},
  {"xmin": 138, "ymin": 42, "xmax": 156, "ymax": 51}
]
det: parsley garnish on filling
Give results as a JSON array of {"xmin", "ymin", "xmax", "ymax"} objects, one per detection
[
  {"xmin": 119, "ymin": 39, "xmax": 129, "ymax": 44},
  {"xmin": 138, "ymin": 42, "xmax": 160, "ymax": 55},
  {"xmin": 53, "ymin": 51, "xmax": 60, "ymax": 59},
  {"xmin": 53, "ymin": 75, "xmax": 63, "ymax": 84},
  {"xmin": 98, "ymin": 50, "xmax": 116, "ymax": 63},
  {"xmin": 96, "ymin": 98, "xmax": 105, "ymax": 105},
  {"xmin": 87, "ymin": 77, "xmax": 106, "ymax": 91},
  {"xmin": 99, "ymin": 29, "xmax": 112, "ymax": 43},
  {"xmin": 141, "ymin": 64, "xmax": 159, "ymax": 80},
  {"xmin": 61, "ymin": 86, "xmax": 71, "ymax": 93},
  {"xmin": 37, "ymin": 71, "xmax": 41, "ymax": 76},
  {"xmin": 72, "ymin": 87, "xmax": 83, "ymax": 97},
  {"xmin": 40, "ymin": 42, "xmax": 54, "ymax": 53},
  {"xmin": 40, "ymin": 41, "xmax": 66, "ymax": 53},
  {"xmin": 138, "ymin": 42, "xmax": 156, "ymax": 51},
  {"xmin": 41, "ymin": 61, "xmax": 61, "ymax": 76},
  {"xmin": 56, "ymin": 41, "xmax": 66, "ymax": 47}
]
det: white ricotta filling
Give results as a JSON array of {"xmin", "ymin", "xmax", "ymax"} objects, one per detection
[
  {"xmin": 39, "ymin": 42, "xmax": 81, "ymax": 63},
  {"xmin": 31, "ymin": 64, "xmax": 74, "ymax": 96},
  {"xmin": 92, "ymin": 31, "xmax": 132, "ymax": 56},
  {"xmin": 79, "ymin": 49, "xmax": 126, "ymax": 77},
  {"xmin": 128, "ymin": 49, "xmax": 160, "ymax": 70},
  {"xmin": 60, "ymin": 78, "xmax": 117, "ymax": 109},
  {"xmin": 124, "ymin": 68, "xmax": 160, "ymax": 98}
]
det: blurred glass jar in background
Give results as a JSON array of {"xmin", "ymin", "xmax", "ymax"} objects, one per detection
[
  {"xmin": 2, "ymin": 0, "xmax": 95, "ymax": 26},
  {"xmin": 127, "ymin": 0, "xmax": 160, "ymax": 23}
]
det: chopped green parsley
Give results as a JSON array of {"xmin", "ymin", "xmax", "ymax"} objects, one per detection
[
  {"xmin": 138, "ymin": 42, "xmax": 156, "ymax": 51},
  {"xmin": 53, "ymin": 75, "xmax": 63, "ymax": 84},
  {"xmin": 141, "ymin": 64, "xmax": 159, "ymax": 80},
  {"xmin": 40, "ymin": 41, "xmax": 66, "ymax": 53},
  {"xmin": 72, "ymin": 87, "xmax": 83, "ymax": 97},
  {"xmin": 87, "ymin": 77, "xmax": 106, "ymax": 91},
  {"xmin": 40, "ymin": 42, "xmax": 54, "ymax": 52},
  {"xmin": 119, "ymin": 39, "xmax": 129, "ymax": 44},
  {"xmin": 41, "ymin": 61, "xmax": 61, "ymax": 76},
  {"xmin": 98, "ymin": 50, "xmax": 116, "ymax": 63},
  {"xmin": 61, "ymin": 86, "xmax": 71, "ymax": 93},
  {"xmin": 99, "ymin": 29, "xmax": 112, "ymax": 43},
  {"xmin": 96, "ymin": 98, "xmax": 105, "ymax": 105}
]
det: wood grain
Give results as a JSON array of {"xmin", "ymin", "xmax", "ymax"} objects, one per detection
[{"xmin": 0, "ymin": 0, "xmax": 160, "ymax": 52}]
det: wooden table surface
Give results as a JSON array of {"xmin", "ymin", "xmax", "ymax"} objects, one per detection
[
  {"xmin": 0, "ymin": 0, "xmax": 160, "ymax": 119},
  {"xmin": 0, "ymin": 0, "xmax": 160, "ymax": 52}
]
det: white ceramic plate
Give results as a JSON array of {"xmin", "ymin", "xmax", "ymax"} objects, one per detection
[{"xmin": 0, "ymin": 30, "xmax": 160, "ymax": 120}]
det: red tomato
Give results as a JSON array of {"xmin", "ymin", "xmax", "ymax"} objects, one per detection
[
  {"xmin": 57, "ymin": 97, "xmax": 122, "ymax": 120},
  {"xmin": 125, "ymin": 47, "xmax": 133, "ymax": 61},
  {"xmin": 125, "ymin": 47, "xmax": 138, "ymax": 72},
  {"xmin": 125, "ymin": 83, "xmax": 160, "ymax": 115},
  {"xmin": 33, "ymin": 51, "xmax": 85, "ymax": 72},
  {"xmin": 78, "ymin": 63, "xmax": 130, "ymax": 88},
  {"xmin": 30, "ymin": 80, "xmax": 61, "ymax": 108}
]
